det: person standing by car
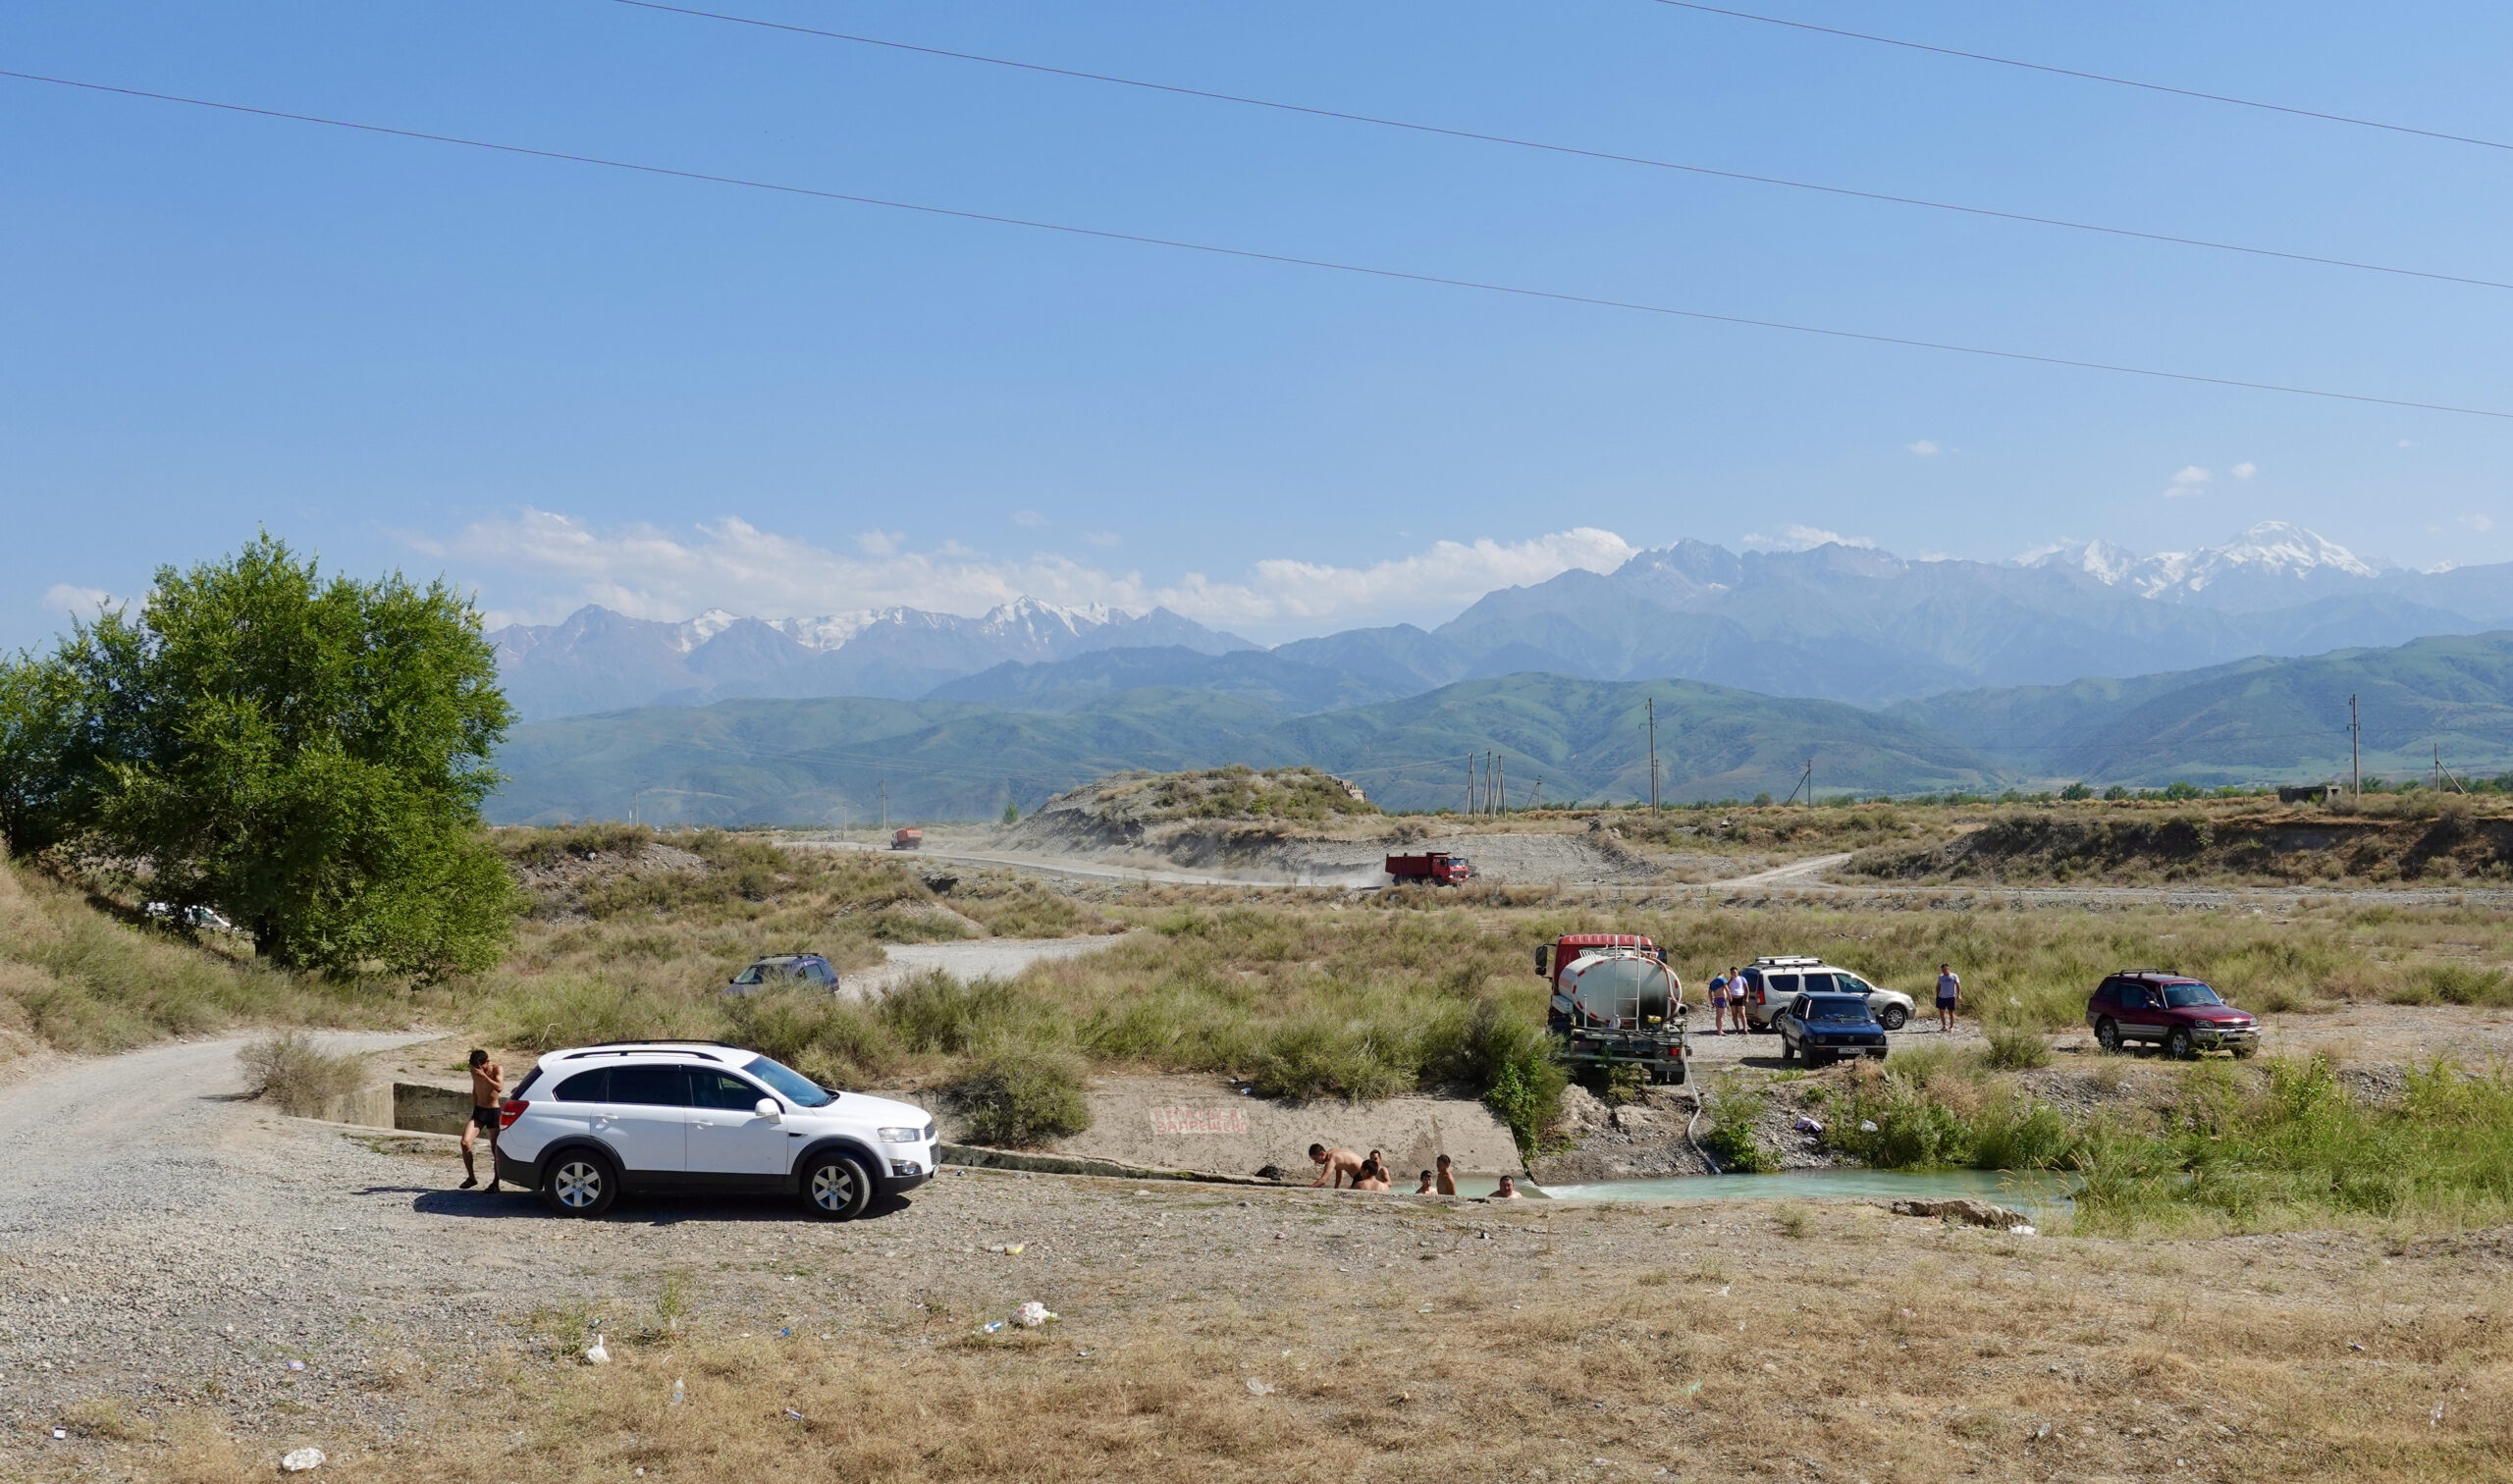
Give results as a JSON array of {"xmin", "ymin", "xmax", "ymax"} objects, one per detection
[
  {"xmin": 1729, "ymin": 968, "xmax": 1751, "ymax": 1034},
  {"xmin": 1935, "ymin": 964, "xmax": 1961, "ymax": 1033},
  {"xmin": 1705, "ymin": 972, "xmax": 1730, "ymax": 1035},
  {"xmin": 460, "ymin": 1048, "xmax": 503, "ymax": 1192}
]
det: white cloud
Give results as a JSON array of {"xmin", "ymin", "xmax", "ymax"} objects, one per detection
[
  {"xmin": 1739, "ymin": 524, "xmax": 1876, "ymax": 553},
  {"xmin": 1011, "ymin": 509, "xmax": 1046, "ymax": 529},
  {"xmin": 2231, "ymin": 461, "xmax": 2257, "ymax": 480},
  {"xmin": 1904, "ymin": 440, "xmax": 1939, "ymax": 456},
  {"xmin": 420, "ymin": 509, "xmax": 1636, "ymax": 633},
  {"xmin": 1083, "ymin": 530, "xmax": 1121, "ymax": 548},
  {"xmin": 854, "ymin": 529, "xmax": 905, "ymax": 556},
  {"xmin": 2164, "ymin": 465, "xmax": 2214, "ymax": 499},
  {"xmin": 2461, "ymin": 513, "xmax": 2495, "ymax": 533},
  {"xmin": 42, "ymin": 583, "xmax": 123, "ymax": 616},
  {"xmin": 2399, "ymin": 439, "xmax": 2417, "ymax": 449}
]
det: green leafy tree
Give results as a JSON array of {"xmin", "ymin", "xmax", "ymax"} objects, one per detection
[{"xmin": 10, "ymin": 535, "xmax": 517, "ymax": 978}]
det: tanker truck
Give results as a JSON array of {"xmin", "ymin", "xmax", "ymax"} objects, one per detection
[{"xmin": 1534, "ymin": 932, "xmax": 1690, "ymax": 1084}]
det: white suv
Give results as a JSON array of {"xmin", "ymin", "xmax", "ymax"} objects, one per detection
[
  {"xmin": 1737, "ymin": 957, "xmax": 1916, "ymax": 1032},
  {"xmin": 492, "ymin": 1041, "xmax": 937, "ymax": 1220}
]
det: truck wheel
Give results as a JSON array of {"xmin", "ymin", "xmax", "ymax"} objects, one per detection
[
  {"xmin": 2165, "ymin": 1028, "xmax": 2194, "ymax": 1061},
  {"xmin": 2095, "ymin": 1019, "xmax": 2122, "ymax": 1055},
  {"xmin": 1667, "ymin": 1061, "xmax": 1688, "ymax": 1086},
  {"xmin": 1879, "ymin": 1005, "xmax": 1907, "ymax": 1032},
  {"xmin": 1779, "ymin": 1036, "xmax": 1796, "ymax": 1064}
]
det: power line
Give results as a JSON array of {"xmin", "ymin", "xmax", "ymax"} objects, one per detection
[
  {"xmin": 6, "ymin": 67, "xmax": 2508, "ymax": 421},
  {"xmin": 1645, "ymin": 0, "xmax": 2513, "ymax": 155},
  {"xmin": 605, "ymin": 0, "xmax": 2513, "ymax": 294}
]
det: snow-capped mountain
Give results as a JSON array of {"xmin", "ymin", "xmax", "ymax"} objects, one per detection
[
  {"xmin": 2018, "ymin": 522, "xmax": 2393, "ymax": 610},
  {"xmin": 490, "ymin": 600, "xmax": 1252, "ymax": 719}
]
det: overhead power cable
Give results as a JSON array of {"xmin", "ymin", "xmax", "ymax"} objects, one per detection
[
  {"xmin": 605, "ymin": 0, "xmax": 2513, "ymax": 294},
  {"xmin": 1645, "ymin": 0, "xmax": 2513, "ymax": 155},
  {"xmin": 6, "ymin": 66, "xmax": 2507, "ymax": 421}
]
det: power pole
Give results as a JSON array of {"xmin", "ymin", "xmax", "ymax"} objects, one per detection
[
  {"xmin": 2435, "ymin": 742, "xmax": 2441, "ymax": 793},
  {"xmin": 1804, "ymin": 757, "xmax": 1814, "ymax": 807},
  {"xmin": 2349, "ymin": 694, "xmax": 2361, "ymax": 798},
  {"xmin": 1495, "ymin": 754, "xmax": 1506, "ymax": 815},
  {"xmin": 1465, "ymin": 754, "xmax": 1473, "ymax": 815},
  {"xmin": 1645, "ymin": 698, "xmax": 1660, "ymax": 813}
]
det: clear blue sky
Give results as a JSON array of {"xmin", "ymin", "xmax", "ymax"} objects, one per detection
[{"xmin": 6, "ymin": 1, "xmax": 2510, "ymax": 646}]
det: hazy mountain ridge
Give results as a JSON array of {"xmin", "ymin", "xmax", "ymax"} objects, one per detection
[
  {"xmin": 490, "ymin": 629, "xmax": 2513, "ymax": 823},
  {"xmin": 490, "ymin": 523, "xmax": 2513, "ymax": 720},
  {"xmin": 489, "ymin": 599, "xmax": 1256, "ymax": 719},
  {"xmin": 489, "ymin": 672, "xmax": 1990, "ymax": 825}
]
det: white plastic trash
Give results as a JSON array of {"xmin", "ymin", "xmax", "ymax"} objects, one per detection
[
  {"xmin": 584, "ymin": 1333, "xmax": 611, "ymax": 1364},
  {"xmin": 1016, "ymin": 1301, "xmax": 1057, "ymax": 1328},
  {"xmin": 280, "ymin": 1447, "xmax": 326, "ymax": 1472}
]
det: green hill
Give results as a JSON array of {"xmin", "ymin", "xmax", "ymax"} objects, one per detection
[
  {"xmin": 488, "ymin": 673, "xmax": 1996, "ymax": 824},
  {"xmin": 1895, "ymin": 631, "xmax": 2513, "ymax": 787}
]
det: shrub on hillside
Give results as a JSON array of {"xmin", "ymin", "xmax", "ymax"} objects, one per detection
[
  {"xmin": 238, "ymin": 1031, "xmax": 367, "ymax": 1116},
  {"xmin": 953, "ymin": 1048, "xmax": 1091, "ymax": 1147}
]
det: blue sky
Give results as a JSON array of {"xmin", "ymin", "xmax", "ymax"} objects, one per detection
[{"xmin": 6, "ymin": 1, "xmax": 2510, "ymax": 646}]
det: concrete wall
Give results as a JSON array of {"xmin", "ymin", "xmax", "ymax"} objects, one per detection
[
  {"xmin": 393, "ymin": 1083, "xmax": 473, "ymax": 1136},
  {"xmin": 315, "ymin": 1084, "xmax": 395, "ymax": 1129}
]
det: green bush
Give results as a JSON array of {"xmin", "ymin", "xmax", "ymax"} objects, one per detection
[
  {"xmin": 1698, "ymin": 1076, "xmax": 1773, "ymax": 1173},
  {"xmin": 1249, "ymin": 1013, "xmax": 1415, "ymax": 1101},
  {"xmin": 1984, "ymin": 1026, "xmax": 2052, "ymax": 1069},
  {"xmin": 953, "ymin": 1048, "xmax": 1091, "ymax": 1147}
]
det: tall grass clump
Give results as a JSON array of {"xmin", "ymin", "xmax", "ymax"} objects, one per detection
[
  {"xmin": 1826, "ymin": 1058, "xmax": 2074, "ymax": 1172},
  {"xmin": 952, "ymin": 1048, "xmax": 1092, "ymax": 1146},
  {"xmin": 237, "ymin": 1031, "xmax": 368, "ymax": 1116},
  {"xmin": 1984, "ymin": 1026, "xmax": 2052, "ymax": 1069},
  {"xmin": 2074, "ymin": 1056, "xmax": 2513, "ymax": 1233},
  {"xmin": 0, "ymin": 861, "xmax": 384, "ymax": 1053}
]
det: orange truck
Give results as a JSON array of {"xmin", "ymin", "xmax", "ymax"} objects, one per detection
[
  {"xmin": 1535, "ymin": 932, "xmax": 1689, "ymax": 1084},
  {"xmin": 889, "ymin": 827, "xmax": 924, "ymax": 851}
]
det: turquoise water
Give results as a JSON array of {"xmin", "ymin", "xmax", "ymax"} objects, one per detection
[{"xmin": 1538, "ymin": 1167, "xmax": 2076, "ymax": 1218}]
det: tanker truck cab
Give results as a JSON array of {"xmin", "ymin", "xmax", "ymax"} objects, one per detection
[{"xmin": 1536, "ymin": 933, "xmax": 1689, "ymax": 1085}]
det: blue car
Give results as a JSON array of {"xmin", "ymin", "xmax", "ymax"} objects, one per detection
[{"xmin": 1776, "ymin": 992, "xmax": 1890, "ymax": 1067}]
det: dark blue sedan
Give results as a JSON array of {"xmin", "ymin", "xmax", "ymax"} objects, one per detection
[{"xmin": 1777, "ymin": 993, "xmax": 1890, "ymax": 1067}]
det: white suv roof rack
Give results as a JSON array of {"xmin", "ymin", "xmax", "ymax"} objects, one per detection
[{"xmin": 1750, "ymin": 955, "xmax": 1826, "ymax": 968}]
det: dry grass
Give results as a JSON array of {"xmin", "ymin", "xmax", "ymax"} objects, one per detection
[
  {"xmin": 236, "ymin": 1031, "xmax": 369, "ymax": 1116},
  {"xmin": 104, "ymin": 1188, "xmax": 2513, "ymax": 1483}
]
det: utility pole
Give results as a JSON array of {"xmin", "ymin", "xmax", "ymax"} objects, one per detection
[
  {"xmin": 2349, "ymin": 695, "xmax": 2362, "ymax": 796},
  {"xmin": 2435, "ymin": 742, "xmax": 2441, "ymax": 793},
  {"xmin": 1465, "ymin": 754, "xmax": 1473, "ymax": 815},
  {"xmin": 1804, "ymin": 757, "xmax": 1814, "ymax": 807},
  {"xmin": 1495, "ymin": 754, "xmax": 1506, "ymax": 816},
  {"xmin": 1645, "ymin": 698, "xmax": 1660, "ymax": 813}
]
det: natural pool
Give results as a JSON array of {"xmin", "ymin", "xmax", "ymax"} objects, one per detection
[{"xmin": 1537, "ymin": 1166, "xmax": 2076, "ymax": 1219}]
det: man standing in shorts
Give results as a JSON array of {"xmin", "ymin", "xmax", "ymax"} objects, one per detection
[
  {"xmin": 1706, "ymin": 971, "xmax": 1730, "ymax": 1035},
  {"xmin": 461, "ymin": 1048, "xmax": 503, "ymax": 1192},
  {"xmin": 1935, "ymin": 964, "xmax": 1960, "ymax": 1033}
]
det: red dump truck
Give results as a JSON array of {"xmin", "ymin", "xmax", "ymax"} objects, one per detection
[
  {"xmin": 1385, "ymin": 851, "xmax": 1472, "ymax": 885},
  {"xmin": 890, "ymin": 827, "xmax": 924, "ymax": 851},
  {"xmin": 1536, "ymin": 932, "xmax": 1689, "ymax": 1084}
]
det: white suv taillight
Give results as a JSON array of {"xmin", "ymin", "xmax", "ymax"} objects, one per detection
[{"xmin": 499, "ymin": 1098, "xmax": 528, "ymax": 1131}]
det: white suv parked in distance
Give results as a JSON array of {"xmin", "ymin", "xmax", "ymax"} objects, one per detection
[
  {"xmin": 493, "ymin": 1042, "xmax": 937, "ymax": 1220},
  {"xmin": 1737, "ymin": 957, "xmax": 1917, "ymax": 1033}
]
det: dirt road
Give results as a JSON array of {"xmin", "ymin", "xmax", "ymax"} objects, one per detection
[{"xmin": 832, "ymin": 931, "xmax": 1140, "ymax": 998}]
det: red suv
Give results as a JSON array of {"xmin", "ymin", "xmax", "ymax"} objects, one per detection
[{"xmin": 2087, "ymin": 972, "xmax": 2259, "ymax": 1059}]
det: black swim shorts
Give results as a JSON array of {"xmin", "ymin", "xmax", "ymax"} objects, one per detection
[{"xmin": 470, "ymin": 1107, "xmax": 500, "ymax": 1133}]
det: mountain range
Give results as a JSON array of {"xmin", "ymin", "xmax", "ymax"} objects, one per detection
[
  {"xmin": 487, "ymin": 630, "xmax": 2513, "ymax": 823},
  {"xmin": 490, "ymin": 524, "xmax": 2513, "ymax": 721}
]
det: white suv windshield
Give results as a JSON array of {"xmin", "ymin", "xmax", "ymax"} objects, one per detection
[{"xmin": 743, "ymin": 1055, "xmax": 835, "ymax": 1107}]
